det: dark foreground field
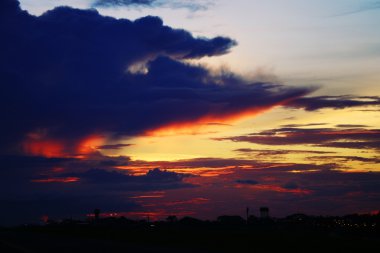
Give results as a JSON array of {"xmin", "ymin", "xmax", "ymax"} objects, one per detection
[{"xmin": 1, "ymin": 222, "xmax": 379, "ymax": 253}]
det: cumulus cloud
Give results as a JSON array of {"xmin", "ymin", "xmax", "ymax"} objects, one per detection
[
  {"xmin": 0, "ymin": 0, "xmax": 314, "ymax": 155},
  {"xmin": 2, "ymin": 1, "xmax": 377, "ymax": 156}
]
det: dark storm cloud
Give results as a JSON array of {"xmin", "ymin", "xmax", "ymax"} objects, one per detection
[
  {"xmin": 35, "ymin": 168, "xmax": 193, "ymax": 190},
  {"xmin": 0, "ymin": 0, "xmax": 314, "ymax": 155},
  {"xmin": 76, "ymin": 167, "xmax": 189, "ymax": 185},
  {"xmin": 0, "ymin": 153, "xmax": 192, "ymax": 195},
  {"xmin": 0, "ymin": 154, "xmax": 193, "ymax": 225},
  {"xmin": 287, "ymin": 96, "xmax": 380, "ymax": 111},
  {"xmin": 216, "ymin": 127, "xmax": 380, "ymax": 150}
]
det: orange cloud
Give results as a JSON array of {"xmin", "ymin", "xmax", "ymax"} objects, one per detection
[
  {"xmin": 31, "ymin": 177, "xmax": 80, "ymax": 183},
  {"xmin": 76, "ymin": 135, "xmax": 105, "ymax": 156}
]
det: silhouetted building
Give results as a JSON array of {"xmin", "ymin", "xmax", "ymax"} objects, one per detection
[
  {"xmin": 94, "ymin": 208, "xmax": 100, "ymax": 220},
  {"xmin": 247, "ymin": 215, "xmax": 258, "ymax": 224},
  {"xmin": 286, "ymin": 213, "xmax": 308, "ymax": 222},
  {"xmin": 179, "ymin": 216, "xmax": 203, "ymax": 226},
  {"xmin": 260, "ymin": 207, "xmax": 269, "ymax": 219},
  {"xmin": 217, "ymin": 215, "xmax": 246, "ymax": 226}
]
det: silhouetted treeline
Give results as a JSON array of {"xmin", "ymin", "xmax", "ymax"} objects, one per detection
[
  {"xmin": 1, "ymin": 212, "xmax": 379, "ymax": 252},
  {"xmin": 37, "ymin": 211, "xmax": 380, "ymax": 235}
]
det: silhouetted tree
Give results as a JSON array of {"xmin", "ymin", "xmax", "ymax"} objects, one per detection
[
  {"xmin": 166, "ymin": 215, "xmax": 178, "ymax": 223},
  {"xmin": 217, "ymin": 215, "xmax": 246, "ymax": 226}
]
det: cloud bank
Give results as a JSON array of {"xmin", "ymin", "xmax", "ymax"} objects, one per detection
[
  {"xmin": 215, "ymin": 127, "xmax": 380, "ymax": 150},
  {"xmin": 0, "ymin": 0, "xmax": 314, "ymax": 156}
]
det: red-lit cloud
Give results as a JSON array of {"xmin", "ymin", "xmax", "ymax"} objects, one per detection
[
  {"xmin": 23, "ymin": 139, "xmax": 65, "ymax": 158},
  {"xmin": 31, "ymin": 177, "xmax": 80, "ymax": 183},
  {"xmin": 235, "ymin": 183, "xmax": 312, "ymax": 195},
  {"xmin": 22, "ymin": 134, "xmax": 105, "ymax": 158}
]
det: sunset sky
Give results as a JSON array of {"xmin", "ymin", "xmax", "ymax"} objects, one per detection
[{"xmin": 1, "ymin": 0, "xmax": 380, "ymax": 225}]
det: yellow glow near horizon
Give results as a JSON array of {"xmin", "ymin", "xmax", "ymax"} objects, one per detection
[{"xmin": 97, "ymin": 105, "xmax": 380, "ymax": 175}]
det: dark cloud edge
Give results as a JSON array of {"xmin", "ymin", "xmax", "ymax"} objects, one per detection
[{"xmin": 92, "ymin": 0, "xmax": 212, "ymax": 12}]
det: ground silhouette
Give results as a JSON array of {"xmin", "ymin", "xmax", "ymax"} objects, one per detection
[{"xmin": 0, "ymin": 211, "xmax": 379, "ymax": 252}]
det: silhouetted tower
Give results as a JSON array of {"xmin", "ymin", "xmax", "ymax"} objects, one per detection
[
  {"xmin": 246, "ymin": 206, "xmax": 250, "ymax": 222},
  {"xmin": 260, "ymin": 207, "xmax": 269, "ymax": 219},
  {"xmin": 94, "ymin": 208, "xmax": 100, "ymax": 220}
]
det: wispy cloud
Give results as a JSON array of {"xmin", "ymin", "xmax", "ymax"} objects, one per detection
[
  {"xmin": 92, "ymin": 0, "xmax": 213, "ymax": 12},
  {"xmin": 215, "ymin": 127, "xmax": 380, "ymax": 150},
  {"xmin": 307, "ymin": 155, "xmax": 380, "ymax": 164},
  {"xmin": 331, "ymin": 1, "xmax": 380, "ymax": 17},
  {"xmin": 287, "ymin": 96, "xmax": 380, "ymax": 111},
  {"xmin": 234, "ymin": 148, "xmax": 335, "ymax": 156}
]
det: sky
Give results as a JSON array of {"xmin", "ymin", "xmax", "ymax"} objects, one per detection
[{"xmin": 0, "ymin": 0, "xmax": 379, "ymax": 225}]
